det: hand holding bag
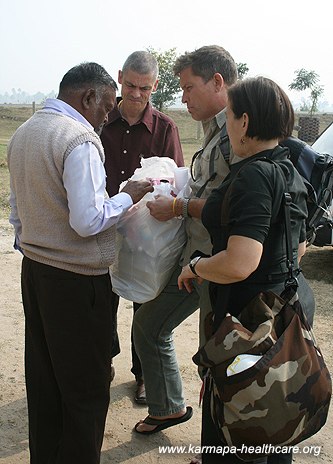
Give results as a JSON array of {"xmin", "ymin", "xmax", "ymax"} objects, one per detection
[
  {"xmin": 193, "ymin": 161, "xmax": 332, "ymax": 460},
  {"xmin": 110, "ymin": 157, "xmax": 187, "ymax": 303}
]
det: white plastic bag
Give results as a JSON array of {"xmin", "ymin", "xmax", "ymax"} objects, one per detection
[{"xmin": 110, "ymin": 157, "xmax": 189, "ymax": 303}]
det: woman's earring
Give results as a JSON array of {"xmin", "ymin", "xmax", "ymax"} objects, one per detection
[{"xmin": 240, "ymin": 137, "xmax": 245, "ymax": 145}]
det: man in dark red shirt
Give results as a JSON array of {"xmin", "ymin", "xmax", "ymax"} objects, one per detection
[{"xmin": 100, "ymin": 50, "xmax": 184, "ymax": 404}]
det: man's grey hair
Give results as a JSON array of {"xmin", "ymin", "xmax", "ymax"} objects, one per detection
[
  {"xmin": 173, "ymin": 45, "xmax": 238, "ymax": 86},
  {"xmin": 59, "ymin": 62, "xmax": 118, "ymax": 96},
  {"xmin": 122, "ymin": 51, "xmax": 159, "ymax": 80}
]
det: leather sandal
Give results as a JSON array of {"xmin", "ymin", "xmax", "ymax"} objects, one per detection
[{"xmin": 134, "ymin": 406, "xmax": 193, "ymax": 435}]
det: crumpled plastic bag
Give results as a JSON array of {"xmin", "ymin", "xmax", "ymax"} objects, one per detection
[{"xmin": 110, "ymin": 157, "xmax": 189, "ymax": 303}]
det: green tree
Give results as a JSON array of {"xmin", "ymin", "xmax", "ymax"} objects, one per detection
[
  {"xmin": 237, "ymin": 62, "xmax": 249, "ymax": 80},
  {"xmin": 309, "ymin": 85, "xmax": 324, "ymax": 115},
  {"xmin": 289, "ymin": 68, "xmax": 324, "ymax": 115},
  {"xmin": 147, "ymin": 47, "xmax": 180, "ymax": 111}
]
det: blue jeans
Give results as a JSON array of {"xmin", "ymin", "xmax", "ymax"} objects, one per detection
[{"xmin": 133, "ymin": 265, "xmax": 212, "ymax": 416}]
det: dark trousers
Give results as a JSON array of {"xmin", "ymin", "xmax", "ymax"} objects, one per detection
[
  {"xmin": 110, "ymin": 290, "xmax": 142, "ymax": 379},
  {"xmin": 22, "ymin": 257, "xmax": 113, "ymax": 464},
  {"xmin": 201, "ymin": 384, "xmax": 292, "ymax": 464}
]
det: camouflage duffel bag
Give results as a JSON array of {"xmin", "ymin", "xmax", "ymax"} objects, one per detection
[{"xmin": 193, "ymin": 286, "xmax": 332, "ymax": 460}]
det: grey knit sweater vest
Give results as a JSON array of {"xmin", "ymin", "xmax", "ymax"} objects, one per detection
[{"xmin": 8, "ymin": 110, "xmax": 116, "ymax": 275}]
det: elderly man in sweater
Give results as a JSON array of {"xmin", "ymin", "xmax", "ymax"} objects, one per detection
[{"xmin": 7, "ymin": 62, "xmax": 153, "ymax": 464}]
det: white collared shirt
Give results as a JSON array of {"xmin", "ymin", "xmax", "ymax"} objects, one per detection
[{"xmin": 10, "ymin": 98, "xmax": 133, "ymax": 246}]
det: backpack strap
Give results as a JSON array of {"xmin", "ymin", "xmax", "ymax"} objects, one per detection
[
  {"xmin": 219, "ymin": 123, "xmax": 230, "ymax": 166},
  {"xmin": 195, "ymin": 155, "xmax": 217, "ymax": 198},
  {"xmin": 195, "ymin": 123, "xmax": 230, "ymax": 198}
]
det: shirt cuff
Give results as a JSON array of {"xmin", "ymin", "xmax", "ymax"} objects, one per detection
[{"xmin": 111, "ymin": 191, "xmax": 133, "ymax": 210}]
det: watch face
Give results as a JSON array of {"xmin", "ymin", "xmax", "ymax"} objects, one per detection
[{"xmin": 190, "ymin": 256, "xmax": 200, "ymax": 275}]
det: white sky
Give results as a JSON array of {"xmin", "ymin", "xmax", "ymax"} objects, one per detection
[{"xmin": 0, "ymin": 0, "xmax": 331, "ymax": 107}]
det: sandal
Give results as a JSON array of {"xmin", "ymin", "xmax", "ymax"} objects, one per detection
[{"xmin": 134, "ymin": 406, "xmax": 193, "ymax": 435}]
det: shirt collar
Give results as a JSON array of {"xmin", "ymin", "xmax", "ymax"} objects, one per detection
[
  {"xmin": 202, "ymin": 107, "xmax": 226, "ymax": 138},
  {"xmin": 230, "ymin": 146, "xmax": 288, "ymax": 175},
  {"xmin": 140, "ymin": 103, "xmax": 154, "ymax": 132},
  {"xmin": 105, "ymin": 101, "xmax": 154, "ymax": 132},
  {"xmin": 216, "ymin": 107, "xmax": 227, "ymax": 128},
  {"xmin": 42, "ymin": 98, "xmax": 93, "ymax": 129}
]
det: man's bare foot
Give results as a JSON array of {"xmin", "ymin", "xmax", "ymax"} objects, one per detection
[{"xmin": 135, "ymin": 407, "xmax": 188, "ymax": 433}]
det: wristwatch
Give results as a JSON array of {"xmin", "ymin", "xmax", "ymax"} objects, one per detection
[
  {"xmin": 182, "ymin": 198, "xmax": 190, "ymax": 218},
  {"xmin": 189, "ymin": 256, "xmax": 201, "ymax": 276}
]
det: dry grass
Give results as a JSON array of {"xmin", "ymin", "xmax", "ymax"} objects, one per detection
[
  {"xmin": 165, "ymin": 109, "xmax": 203, "ymax": 165},
  {"xmin": 0, "ymin": 105, "xmax": 39, "ymax": 144},
  {"xmin": 0, "ymin": 144, "xmax": 10, "ymax": 219}
]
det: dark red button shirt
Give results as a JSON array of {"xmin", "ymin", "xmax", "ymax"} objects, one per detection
[{"xmin": 101, "ymin": 102, "xmax": 184, "ymax": 196}]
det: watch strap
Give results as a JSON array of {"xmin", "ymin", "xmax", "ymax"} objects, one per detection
[{"xmin": 182, "ymin": 198, "xmax": 190, "ymax": 218}]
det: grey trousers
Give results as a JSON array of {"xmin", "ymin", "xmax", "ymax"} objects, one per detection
[{"xmin": 133, "ymin": 264, "xmax": 212, "ymax": 416}]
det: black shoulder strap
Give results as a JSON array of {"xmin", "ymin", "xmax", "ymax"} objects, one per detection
[
  {"xmin": 219, "ymin": 123, "xmax": 230, "ymax": 166},
  {"xmin": 282, "ymin": 191, "xmax": 297, "ymax": 286},
  {"xmin": 195, "ymin": 124, "xmax": 230, "ymax": 199},
  {"xmin": 259, "ymin": 158, "xmax": 298, "ymax": 288}
]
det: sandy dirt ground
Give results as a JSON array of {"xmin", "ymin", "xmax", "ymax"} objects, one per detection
[{"xmin": 0, "ymin": 218, "xmax": 332, "ymax": 463}]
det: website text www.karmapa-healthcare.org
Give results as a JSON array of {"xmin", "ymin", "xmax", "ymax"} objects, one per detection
[{"xmin": 159, "ymin": 443, "xmax": 322, "ymax": 457}]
